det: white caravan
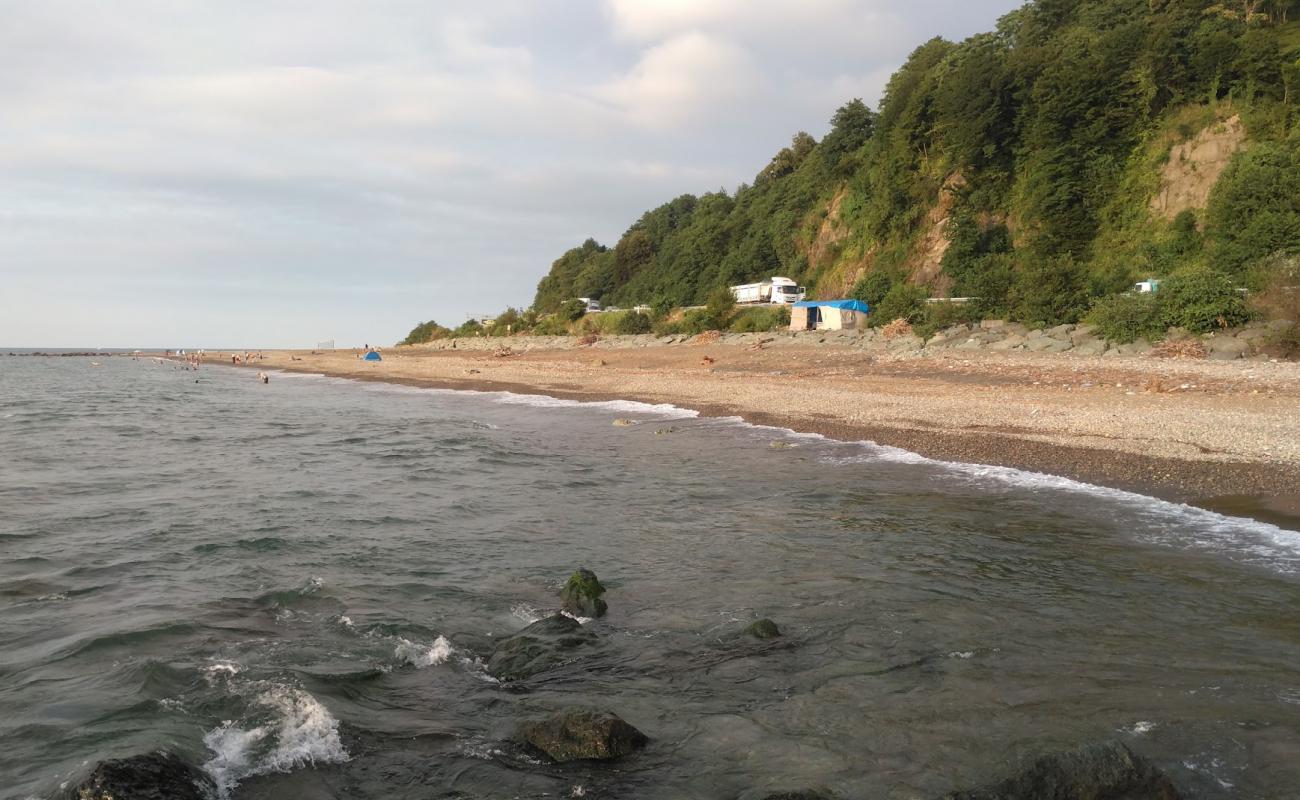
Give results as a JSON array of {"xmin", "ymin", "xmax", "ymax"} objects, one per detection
[{"xmin": 730, "ymin": 277, "xmax": 806, "ymax": 305}]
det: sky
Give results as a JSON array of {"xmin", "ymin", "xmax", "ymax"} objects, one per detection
[{"xmin": 0, "ymin": 0, "xmax": 1023, "ymax": 348}]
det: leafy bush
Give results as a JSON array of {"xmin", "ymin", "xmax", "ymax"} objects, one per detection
[
  {"xmin": 612, "ymin": 310, "xmax": 653, "ymax": 335},
  {"xmin": 451, "ymin": 320, "xmax": 482, "ymax": 337},
  {"xmin": 1010, "ymin": 254, "xmax": 1088, "ymax": 328},
  {"xmin": 914, "ymin": 300, "xmax": 981, "ymax": 341},
  {"xmin": 869, "ymin": 283, "xmax": 928, "ymax": 326},
  {"xmin": 1086, "ymin": 292, "xmax": 1163, "ymax": 344},
  {"xmin": 851, "ymin": 271, "xmax": 896, "ymax": 308},
  {"xmin": 1158, "ymin": 267, "xmax": 1251, "ymax": 332},
  {"xmin": 558, "ymin": 299, "xmax": 587, "ymax": 322},
  {"xmin": 1249, "ymin": 252, "xmax": 1300, "ymax": 357},
  {"xmin": 400, "ymin": 320, "xmax": 449, "ymax": 346},
  {"xmin": 701, "ymin": 286, "xmax": 737, "ymax": 331},
  {"xmin": 530, "ymin": 315, "xmax": 570, "ymax": 336},
  {"xmin": 1206, "ymin": 142, "xmax": 1300, "ymax": 275},
  {"xmin": 730, "ymin": 306, "xmax": 791, "ymax": 332}
]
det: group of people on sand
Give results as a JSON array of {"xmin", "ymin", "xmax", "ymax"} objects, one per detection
[{"xmin": 230, "ymin": 351, "xmax": 265, "ymax": 365}]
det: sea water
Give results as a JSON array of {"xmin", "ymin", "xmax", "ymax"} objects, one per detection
[{"xmin": 1, "ymin": 357, "xmax": 1297, "ymax": 799}]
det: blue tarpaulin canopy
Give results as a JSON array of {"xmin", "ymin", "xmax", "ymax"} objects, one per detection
[
  {"xmin": 792, "ymin": 299, "xmax": 870, "ymax": 313},
  {"xmin": 363, "ymin": 350, "xmax": 382, "ymax": 361}
]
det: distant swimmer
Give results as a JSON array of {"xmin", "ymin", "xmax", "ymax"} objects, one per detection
[{"xmin": 257, "ymin": 372, "xmax": 269, "ymax": 384}]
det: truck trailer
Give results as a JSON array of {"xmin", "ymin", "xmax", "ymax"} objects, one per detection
[{"xmin": 730, "ymin": 277, "xmax": 806, "ymax": 305}]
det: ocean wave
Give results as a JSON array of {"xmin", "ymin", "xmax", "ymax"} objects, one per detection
[
  {"xmin": 847, "ymin": 441, "xmax": 1299, "ymax": 574},
  {"xmin": 202, "ymin": 683, "xmax": 349, "ymax": 798},
  {"xmin": 394, "ymin": 635, "xmax": 453, "ymax": 668}
]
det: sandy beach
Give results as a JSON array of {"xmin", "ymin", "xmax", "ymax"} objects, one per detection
[{"xmin": 212, "ymin": 334, "xmax": 1300, "ymax": 526}]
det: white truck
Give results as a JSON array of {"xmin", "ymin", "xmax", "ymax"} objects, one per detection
[{"xmin": 730, "ymin": 276, "xmax": 806, "ymax": 305}]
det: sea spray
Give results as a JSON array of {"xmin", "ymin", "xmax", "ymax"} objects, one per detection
[{"xmin": 202, "ymin": 684, "xmax": 349, "ymax": 798}]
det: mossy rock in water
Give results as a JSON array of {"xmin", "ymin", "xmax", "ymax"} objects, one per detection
[
  {"xmin": 518, "ymin": 708, "xmax": 648, "ymax": 762},
  {"xmin": 612, "ymin": 418, "xmax": 637, "ymax": 427},
  {"xmin": 560, "ymin": 567, "xmax": 608, "ymax": 618},
  {"xmin": 486, "ymin": 615, "xmax": 598, "ymax": 681},
  {"xmin": 745, "ymin": 618, "xmax": 782, "ymax": 639},
  {"xmin": 937, "ymin": 740, "xmax": 1181, "ymax": 800},
  {"xmin": 67, "ymin": 751, "xmax": 215, "ymax": 800}
]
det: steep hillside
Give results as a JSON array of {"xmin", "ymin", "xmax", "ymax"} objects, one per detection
[{"xmin": 532, "ymin": 0, "xmax": 1300, "ymax": 328}]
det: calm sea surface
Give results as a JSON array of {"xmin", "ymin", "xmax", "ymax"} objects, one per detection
[{"xmin": 1, "ymin": 357, "xmax": 1298, "ymax": 799}]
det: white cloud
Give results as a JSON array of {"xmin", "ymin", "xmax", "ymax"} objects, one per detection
[
  {"xmin": 594, "ymin": 31, "xmax": 758, "ymax": 130},
  {"xmin": 0, "ymin": 0, "xmax": 1022, "ymax": 347}
]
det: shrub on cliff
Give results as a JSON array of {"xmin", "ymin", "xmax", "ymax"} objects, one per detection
[
  {"xmin": 1159, "ymin": 267, "xmax": 1251, "ymax": 332},
  {"xmin": 869, "ymin": 283, "xmax": 928, "ymax": 326},
  {"xmin": 1086, "ymin": 292, "xmax": 1163, "ymax": 344},
  {"xmin": 730, "ymin": 306, "xmax": 790, "ymax": 332},
  {"xmin": 612, "ymin": 310, "xmax": 653, "ymax": 335},
  {"xmin": 400, "ymin": 320, "xmax": 449, "ymax": 345}
]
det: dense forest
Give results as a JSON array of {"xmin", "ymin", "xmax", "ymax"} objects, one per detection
[{"xmin": 526, "ymin": 0, "xmax": 1300, "ymax": 335}]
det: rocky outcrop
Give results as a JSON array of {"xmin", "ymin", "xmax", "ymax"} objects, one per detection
[
  {"xmin": 66, "ymin": 751, "xmax": 215, "ymax": 800},
  {"xmin": 938, "ymin": 740, "xmax": 1181, "ymax": 800},
  {"xmin": 518, "ymin": 708, "xmax": 648, "ymax": 762},
  {"xmin": 745, "ymin": 619, "xmax": 782, "ymax": 639},
  {"xmin": 487, "ymin": 614, "xmax": 598, "ymax": 681},
  {"xmin": 1151, "ymin": 115, "xmax": 1246, "ymax": 221},
  {"xmin": 560, "ymin": 567, "xmax": 608, "ymax": 618}
]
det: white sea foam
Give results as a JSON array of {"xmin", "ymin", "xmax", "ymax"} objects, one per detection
[
  {"xmin": 1122, "ymin": 720, "xmax": 1157, "ymax": 736},
  {"xmin": 817, "ymin": 438, "xmax": 1300, "ymax": 575},
  {"xmin": 202, "ymin": 685, "xmax": 349, "ymax": 798},
  {"xmin": 511, "ymin": 602, "xmax": 591, "ymax": 625},
  {"xmin": 947, "ymin": 651, "xmax": 976, "ymax": 660},
  {"xmin": 293, "ymin": 371, "xmax": 1300, "ymax": 573},
  {"xmin": 394, "ymin": 635, "xmax": 453, "ymax": 668},
  {"xmin": 511, "ymin": 602, "xmax": 546, "ymax": 625}
]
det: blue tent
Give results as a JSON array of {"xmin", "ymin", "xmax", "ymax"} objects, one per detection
[
  {"xmin": 363, "ymin": 350, "xmax": 382, "ymax": 361},
  {"xmin": 793, "ymin": 299, "xmax": 870, "ymax": 313}
]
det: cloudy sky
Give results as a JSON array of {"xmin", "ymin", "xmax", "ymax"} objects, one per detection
[{"xmin": 1, "ymin": 0, "xmax": 1021, "ymax": 348}]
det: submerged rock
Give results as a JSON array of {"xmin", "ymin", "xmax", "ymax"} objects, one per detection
[
  {"xmin": 745, "ymin": 619, "xmax": 782, "ymax": 639},
  {"xmin": 487, "ymin": 614, "xmax": 598, "ymax": 680},
  {"xmin": 938, "ymin": 740, "xmax": 1181, "ymax": 800},
  {"xmin": 612, "ymin": 418, "xmax": 637, "ymax": 427},
  {"xmin": 518, "ymin": 708, "xmax": 648, "ymax": 762},
  {"xmin": 560, "ymin": 567, "xmax": 608, "ymax": 618},
  {"xmin": 67, "ymin": 751, "xmax": 215, "ymax": 800}
]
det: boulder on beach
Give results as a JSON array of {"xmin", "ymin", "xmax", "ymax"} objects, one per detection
[
  {"xmin": 487, "ymin": 614, "xmax": 598, "ymax": 680},
  {"xmin": 66, "ymin": 751, "xmax": 215, "ymax": 800},
  {"xmin": 518, "ymin": 708, "xmax": 648, "ymax": 762},
  {"xmin": 937, "ymin": 740, "xmax": 1181, "ymax": 800},
  {"xmin": 560, "ymin": 567, "xmax": 608, "ymax": 618},
  {"xmin": 745, "ymin": 619, "xmax": 782, "ymax": 639}
]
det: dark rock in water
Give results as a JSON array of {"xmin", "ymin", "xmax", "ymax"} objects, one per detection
[
  {"xmin": 745, "ymin": 619, "xmax": 782, "ymax": 639},
  {"xmin": 67, "ymin": 751, "xmax": 215, "ymax": 800},
  {"xmin": 560, "ymin": 567, "xmax": 608, "ymax": 618},
  {"xmin": 938, "ymin": 740, "xmax": 1181, "ymax": 800},
  {"xmin": 518, "ymin": 708, "xmax": 648, "ymax": 762},
  {"xmin": 487, "ymin": 614, "xmax": 598, "ymax": 680}
]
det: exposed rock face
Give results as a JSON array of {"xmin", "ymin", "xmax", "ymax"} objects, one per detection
[
  {"xmin": 560, "ymin": 567, "xmax": 608, "ymax": 618},
  {"xmin": 487, "ymin": 614, "xmax": 598, "ymax": 680},
  {"xmin": 1151, "ymin": 114, "xmax": 1246, "ymax": 221},
  {"xmin": 518, "ymin": 708, "xmax": 648, "ymax": 762},
  {"xmin": 745, "ymin": 619, "xmax": 782, "ymax": 639},
  {"xmin": 67, "ymin": 751, "xmax": 215, "ymax": 800},
  {"xmin": 938, "ymin": 740, "xmax": 1181, "ymax": 800}
]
